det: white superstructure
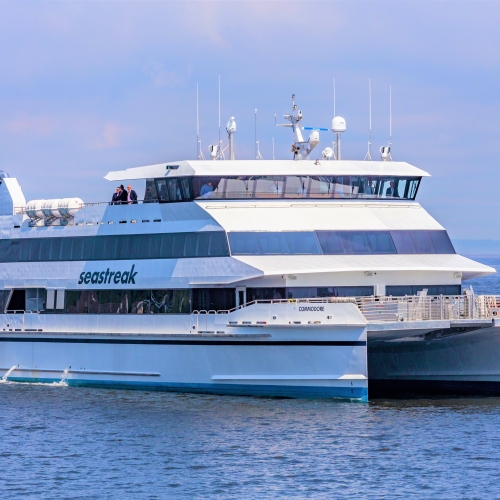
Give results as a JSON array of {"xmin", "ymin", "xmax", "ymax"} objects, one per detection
[{"xmin": 0, "ymin": 99, "xmax": 497, "ymax": 400}]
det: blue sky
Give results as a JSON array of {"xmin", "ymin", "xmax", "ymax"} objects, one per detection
[{"xmin": 0, "ymin": 1, "xmax": 499, "ymax": 239}]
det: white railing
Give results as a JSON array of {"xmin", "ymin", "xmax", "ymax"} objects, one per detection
[
  {"xmin": 193, "ymin": 295, "xmax": 500, "ymax": 324},
  {"xmin": 355, "ymin": 294, "xmax": 499, "ymax": 323}
]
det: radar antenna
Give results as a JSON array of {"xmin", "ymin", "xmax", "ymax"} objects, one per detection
[
  {"xmin": 275, "ymin": 94, "xmax": 325, "ymax": 160},
  {"xmin": 364, "ymin": 78, "xmax": 373, "ymax": 161}
]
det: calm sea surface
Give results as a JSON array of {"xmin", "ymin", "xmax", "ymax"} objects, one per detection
[{"xmin": 1, "ymin": 258, "xmax": 500, "ymax": 499}]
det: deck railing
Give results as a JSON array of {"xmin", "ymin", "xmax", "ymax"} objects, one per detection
[
  {"xmin": 355, "ymin": 294, "xmax": 499, "ymax": 323},
  {"xmin": 193, "ymin": 294, "xmax": 500, "ymax": 323}
]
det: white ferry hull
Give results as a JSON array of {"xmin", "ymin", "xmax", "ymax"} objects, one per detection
[
  {"xmin": 0, "ymin": 334, "xmax": 367, "ymax": 400},
  {"xmin": 0, "ymin": 303, "xmax": 369, "ymax": 401},
  {"xmin": 368, "ymin": 324, "xmax": 500, "ymax": 395}
]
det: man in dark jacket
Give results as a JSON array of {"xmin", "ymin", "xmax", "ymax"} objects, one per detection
[
  {"xmin": 127, "ymin": 184, "xmax": 138, "ymax": 204},
  {"xmin": 111, "ymin": 186, "xmax": 121, "ymax": 205},
  {"xmin": 118, "ymin": 185, "xmax": 128, "ymax": 204}
]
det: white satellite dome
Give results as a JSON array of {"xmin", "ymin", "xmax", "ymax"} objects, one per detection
[{"xmin": 331, "ymin": 116, "xmax": 346, "ymax": 133}]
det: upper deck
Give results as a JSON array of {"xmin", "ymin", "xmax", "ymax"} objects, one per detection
[{"xmin": 105, "ymin": 160, "xmax": 429, "ymax": 203}]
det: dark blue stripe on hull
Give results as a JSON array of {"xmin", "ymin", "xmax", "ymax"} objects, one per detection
[
  {"xmin": 0, "ymin": 337, "xmax": 366, "ymax": 346},
  {"xmin": 5, "ymin": 377, "xmax": 368, "ymax": 401}
]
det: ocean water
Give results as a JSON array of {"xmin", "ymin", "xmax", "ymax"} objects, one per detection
[{"xmin": 1, "ymin": 258, "xmax": 500, "ymax": 499}]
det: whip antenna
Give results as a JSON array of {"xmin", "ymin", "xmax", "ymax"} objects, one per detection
[
  {"xmin": 333, "ymin": 77, "xmax": 336, "ymax": 117},
  {"xmin": 380, "ymin": 84, "xmax": 393, "ymax": 161},
  {"xmin": 364, "ymin": 78, "xmax": 373, "ymax": 161},
  {"xmin": 218, "ymin": 75, "xmax": 221, "ymax": 158},
  {"xmin": 196, "ymin": 83, "xmax": 205, "ymax": 160},
  {"xmin": 255, "ymin": 109, "xmax": 263, "ymax": 160},
  {"xmin": 389, "ymin": 84, "xmax": 392, "ymax": 152}
]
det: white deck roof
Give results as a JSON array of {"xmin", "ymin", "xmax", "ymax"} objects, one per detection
[
  {"xmin": 232, "ymin": 254, "xmax": 494, "ymax": 281},
  {"xmin": 199, "ymin": 201, "xmax": 443, "ymax": 231},
  {"xmin": 105, "ymin": 160, "xmax": 430, "ymax": 181}
]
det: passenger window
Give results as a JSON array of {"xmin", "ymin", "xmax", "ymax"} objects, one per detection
[
  {"xmin": 70, "ymin": 238, "xmax": 84, "ymax": 260},
  {"xmin": 19, "ymin": 239, "xmax": 30, "ymax": 261},
  {"xmin": 429, "ymin": 231, "xmax": 455, "ymax": 254},
  {"xmin": 283, "ymin": 232, "xmax": 321, "ymax": 254},
  {"xmin": 160, "ymin": 234, "xmax": 174, "ymax": 258},
  {"xmin": 156, "ymin": 179, "xmax": 169, "ymax": 202},
  {"xmin": 317, "ymin": 231, "xmax": 345, "ymax": 254},
  {"xmin": 149, "ymin": 234, "xmax": 162, "ymax": 259},
  {"xmin": 172, "ymin": 233, "xmax": 186, "ymax": 258},
  {"xmin": 365, "ymin": 232, "xmax": 396, "ymax": 254},
  {"xmin": 196, "ymin": 232, "xmax": 210, "ymax": 257},
  {"xmin": 49, "ymin": 238, "xmax": 62, "ymax": 261},
  {"xmin": 184, "ymin": 233, "xmax": 197, "ymax": 257},
  {"xmin": 209, "ymin": 232, "xmax": 229, "ymax": 257},
  {"xmin": 227, "ymin": 233, "xmax": 260, "ymax": 255},
  {"xmin": 255, "ymin": 232, "xmax": 290, "ymax": 254}
]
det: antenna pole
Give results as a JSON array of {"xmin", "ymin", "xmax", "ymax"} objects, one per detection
[
  {"xmin": 272, "ymin": 137, "xmax": 275, "ymax": 160},
  {"xmin": 389, "ymin": 84, "xmax": 392, "ymax": 145},
  {"xmin": 333, "ymin": 77, "xmax": 336, "ymax": 117},
  {"xmin": 389, "ymin": 84, "xmax": 393, "ymax": 161},
  {"xmin": 218, "ymin": 75, "xmax": 221, "ymax": 158},
  {"xmin": 255, "ymin": 109, "xmax": 257, "ymax": 159},
  {"xmin": 364, "ymin": 78, "xmax": 373, "ymax": 161},
  {"xmin": 196, "ymin": 82, "xmax": 199, "ymax": 159},
  {"xmin": 196, "ymin": 83, "xmax": 205, "ymax": 160},
  {"xmin": 254, "ymin": 109, "xmax": 263, "ymax": 160}
]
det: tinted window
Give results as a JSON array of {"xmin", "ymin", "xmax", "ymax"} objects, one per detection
[
  {"xmin": 391, "ymin": 231, "xmax": 455, "ymax": 254},
  {"xmin": 209, "ymin": 232, "xmax": 229, "ymax": 257},
  {"xmin": 192, "ymin": 288, "xmax": 235, "ymax": 311},
  {"xmin": 228, "ymin": 232, "xmax": 260, "ymax": 255},
  {"xmin": 19, "ymin": 240, "xmax": 30, "ymax": 261},
  {"xmin": 247, "ymin": 288, "xmax": 286, "ymax": 301},
  {"xmin": 387, "ymin": 285, "xmax": 461, "ymax": 296},
  {"xmin": 255, "ymin": 232, "xmax": 290, "ymax": 254},
  {"xmin": 230, "ymin": 231, "xmax": 453, "ymax": 256},
  {"xmin": 66, "ymin": 289, "xmax": 191, "ymax": 314},
  {"xmin": 228, "ymin": 232, "xmax": 320, "ymax": 256},
  {"xmin": 283, "ymin": 232, "xmax": 321, "ymax": 254},
  {"xmin": 71, "ymin": 238, "xmax": 84, "ymax": 260},
  {"xmin": 184, "ymin": 233, "xmax": 197, "ymax": 257},
  {"xmin": 429, "ymin": 231, "xmax": 455, "ymax": 254},
  {"xmin": 188, "ymin": 176, "xmax": 423, "ymax": 202},
  {"xmin": 196, "ymin": 232, "xmax": 211, "ymax": 257},
  {"xmin": 49, "ymin": 238, "xmax": 62, "ymax": 260},
  {"xmin": 149, "ymin": 234, "xmax": 161, "ymax": 259},
  {"xmin": 172, "ymin": 233, "xmax": 186, "ymax": 257},
  {"xmin": 316, "ymin": 231, "xmax": 345, "ymax": 254},
  {"xmin": 286, "ymin": 286, "xmax": 373, "ymax": 298}
]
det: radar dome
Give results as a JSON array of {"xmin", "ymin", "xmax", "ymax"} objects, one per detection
[{"xmin": 331, "ymin": 116, "xmax": 346, "ymax": 133}]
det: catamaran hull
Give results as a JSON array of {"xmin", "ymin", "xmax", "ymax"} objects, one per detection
[
  {"xmin": 368, "ymin": 324, "xmax": 500, "ymax": 396},
  {"xmin": 0, "ymin": 333, "xmax": 368, "ymax": 401}
]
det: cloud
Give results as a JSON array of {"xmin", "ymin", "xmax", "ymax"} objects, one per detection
[
  {"xmin": 6, "ymin": 114, "xmax": 55, "ymax": 136},
  {"xmin": 93, "ymin": 122, "xmax": 130, "ymax": 149},
  {"xmin": 144, "ymin": 62, "xmax": 184, "ymax": 87}
]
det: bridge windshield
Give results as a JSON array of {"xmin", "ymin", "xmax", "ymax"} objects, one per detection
[{"xmin": 145, "ymin": 175, "xmax": 421, "ymax": 203}]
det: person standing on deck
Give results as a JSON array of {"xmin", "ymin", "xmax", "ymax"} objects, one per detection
[{"xmin": 127, "ymin": 185, "xmax": 138, "ymax": 204}]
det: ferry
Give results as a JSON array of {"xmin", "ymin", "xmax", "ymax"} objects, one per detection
[{"xmin": 0, "ymin": 96, "xmax": 497, "ymax": 401}]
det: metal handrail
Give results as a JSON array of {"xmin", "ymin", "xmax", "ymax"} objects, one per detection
[{"xmin": 191, "ymin": 294, "xmax": 500, "ymax": 323}]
